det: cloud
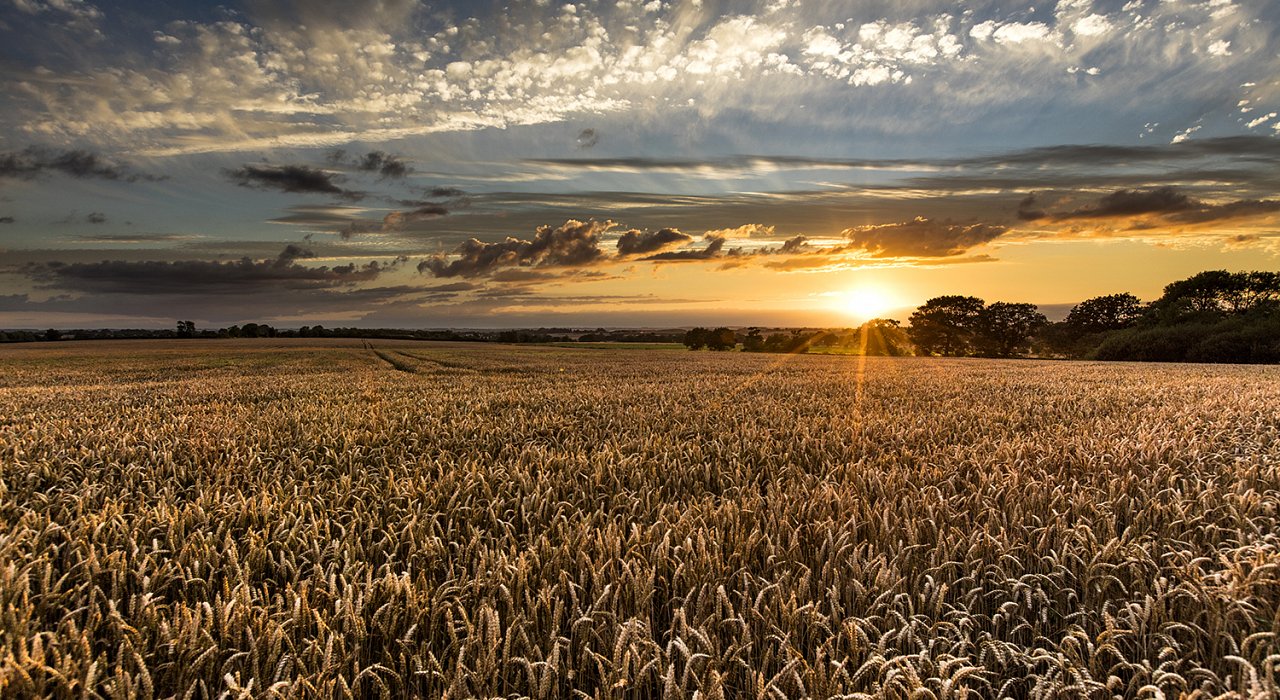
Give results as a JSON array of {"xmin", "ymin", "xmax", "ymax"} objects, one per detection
[
  {"xmin": 380, "ymin": 204, "xmax": 448, "ymax": 229},
  {"xmin": 76, "ymin": 232, "xmax": 197, "ymax": 243},
  {"xmin": 270, "ymin": 204, "xmax": 369, "ymax": 227},
  {"xmin": 1016, "ymin": 194, "xmax": 1045, "ymax": 221},
  {"xmin": 86, "ymin": 212, "xmax": 106, "ymax": 224},
  {"xmin": 420, "ymin": 281, "xmax": 481, "ymax": 293},
  {"xmin": 0, "ymin": 216, "xmax": 14, "ymax": 224},
  {"xmin": 5, "ymin": 0, "xmax": 1276, "ymax": 156},
  {"xmin": 577, "ymin": 129, "xmax": 599, "ymax": 149},
  {"xmin": 339, "ymin": 203, "xmax": 450, "ymax": 240},
  {"xmin": 616, "ymin": 227, "xmax": 692, "ymax": 256},
  {"xmin": 1054, "ymin": 187, "xmax": 1195, "ymax": 220},
  {"xmin": 275, "ymin": 244, "xmax": 315, "ymax": 262},
  {"xmin": 329, "ymin": 149, "xmax": 413, "ymax": 179},
  {"xmin": 19, "ymin": 245, "xmax": 392, "ymax": 295},
  {"xmin": 704, "ymin": 223, "xmax": 776, "ymax": 239},
  {"xmin": 358, "ymin": 151, "xmax": 411, "ymax": 179},
  {"xmin": 1168, "ymin": 199, "xmax": 1280, "ymax": 225},
  {"xmin": 778, "ymin": 234, "xmax": 809, "ymax": 254},
  {"xmin": 226, "ymin": 164, "xmax": 363, "ymax": 200},
  {"xmin": 527, "ymin": 137, "xmax": 1280, "ymax": 176},
  {"xmin": 419, "ymin": 219, "xmax": 610, "ymax": 277},
  {"xmin": 642, "ymin": 235, "xmax": 727, "ymax": 261},
  {"xmin": 0, "ymin": 147, "xmax": 161, "ymax": 182},
  {"xmin": 842, "ymin": 217, "xmax": 1008, "ymax": 257},
  {"xmin": 1032, "ymin": 187, "xmax": 1280, "ymax": 227}
]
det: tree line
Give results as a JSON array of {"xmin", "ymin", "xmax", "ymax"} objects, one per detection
[
  {"xmin": 7, "ymin": 269, "xmax": 1276, "ymax": 363},
  {"xmin": 1, "ymin": 322, "xmax": 681, "ymax": 346},
  {"xmin": 682, "ymin": 270, "xmax": 1280, "ymax": 363}
]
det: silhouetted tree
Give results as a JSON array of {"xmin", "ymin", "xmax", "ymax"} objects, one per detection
[
  {"xmin": 44, "ymin": 328, "xmax": 61, "ymax": 342},
  {"xmin": 760, "ymin": 330, "xmax": 815, "ymax": 353},
  {"xmin": 975, "ymin": 302, "xmax": 1047, "ymax": 357},
  {"xmin": 706, "ymin": 327, "xmax": 737, "ymax": 351},
  {"xmin": 859, "ymin": 318, "xmax": 913, "ymax": 356},
  {"xmin": 742, "ymin": 328, "xmax": 764, "ymax": 352},
  {"xmin": 683, "ymin": 327, "xmax": 709, "ymax": 350},
  {"xmin": 908, "ymin": 296, "xmax": 985, "ymax": 356},
  {"xmin": 1065, "ymin": 293, "xmax": 1144, "ymax": 334},
  {"xmin": 1152, "ymin": 270, "xmax": 1280, "ymax": 322},
  {"xmin": 176, "ymin": 320, "xmax": 196, "ymax": 338}
]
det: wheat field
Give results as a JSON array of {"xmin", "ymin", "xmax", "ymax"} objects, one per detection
[{"xmin": 1, "ymin": 339, "xmax": 1277, "ymax": 699}]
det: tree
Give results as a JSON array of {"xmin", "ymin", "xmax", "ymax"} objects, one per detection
[
  {"xmin": 683, "ymin": 327, "xmax": 709, "ymax": 350},
  {"xmin": 706, "ymin": 327, "xmax": 737, "ymax": 351},
  {"xmin": 1238, "ymin": 271, "xmax": 1280, "ymax": 313},
  {"xmin": 975, "ymin": 302, "xmax": 1047, "ymax": 357},
  {"xmin": 44, "ymin": 328, "xmax": 61, "ymax": 342},
  {"xmin": 176, "ymin": 320, "xmax": 196, "ymax": 338},
  {"xmin": 1152, "ymin": 270, "xmax": 1280, "ymax": 322},
  {"xmin": 858, "ymin": 318, "xmax": 913, "ymax": 356},
  {"xmin": 742, "ymin": 328, "xmax": 764, "ymax": 352},
  {"xmin": 1064, "ymin": 293, "xmax": 1143, "ymax": 334},
  {"xmin": 907, "ymin": 296, "xmax": 985, "ymax": 356}
]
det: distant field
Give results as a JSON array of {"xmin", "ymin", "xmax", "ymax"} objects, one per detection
[
  {"xmin": 551, "ymin": 341, "xmax": 685, "ymax": 350},
  {"xmin": 1, "ymin": 339, "xmax": 1277, "ymax": 698}
]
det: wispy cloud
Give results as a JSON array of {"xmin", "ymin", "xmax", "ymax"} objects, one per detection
[
  {"xmin": 19, "ymin": 245, "xmax": 394, "ymax": 295},
  {"xmin": 0, "ymin": 147, "xmax": 162, "ymax": 182}
]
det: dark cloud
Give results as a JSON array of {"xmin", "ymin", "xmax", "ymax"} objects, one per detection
[
  {"xmin": 577, "ymin": 129, "xmax": 599, "ymax": 149},
  {"xmin": 0, "ymin": 284, "xmax": 436, "ymax": 325},
  {"xmin": 1168, "ymin": 199, "xmax": 1280, "ymax": 224},
  {"xmin": 1016, "ymin": 194, "xmax": 1046, "ymax": 221},
  {"xmin": 276, "ymin": 244, "xmax": 315, "ymax": 263},
  {"xmin": 0, "ymin": 216, "xmax": 13, "ymax": 224},
  {"xmin": 426, "ymin": 187, "xmax": 466, "ymax": 198},
  {"xmin": 527, "ymin": 137, "xmax": 1280, "ymax": 174},
  {"xmin": 327, "ymin": 149, "xmax": 413, "ymax": 179},
  {"xmin": 419, "ymin": 219, "xmax": 609, "ymax": 277},
  {"xmin": 642, "ymin": 235, "xmax": 726, "ymax": 261},
  {"xmin": 1052, "ymin": 187, "xmax": 1195, "ymax": 220},
  {"xmin": 778, "ymin": 235, "xmax": 809, "ymax": 254},
  {"xmin": 616, "ymin": 227, "xmax": 693, "ymax": 256},
  {"xmin": 986, "ymin": 137, "xmax": 1280, "ymax": 169},
  {"xmin": 20, "ymin": 246, "xmax": 391, "ymax": 295},
  {"xmin": 357, "ymin": 151, "xmax": 411, "ymax": 179},
  {"xmin": 0, "ymin": 147, "xmax": 162, "ymax": 183},
  {"xmin": 842, "ymin": 217, "xmax": 1008, "ymax": 257},
  {"xmin": 226, "ymin": 164, "xmax": 363, "ymax": 200},
  {"xmin": 1031, "ymin": 187, "xmax": 1280, "ymax": 227},
  {"xmin": 86, "ymin": 212, "xmax": 106, "ymax": 224}
]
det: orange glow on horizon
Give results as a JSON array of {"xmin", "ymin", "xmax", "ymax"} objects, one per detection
[{"xmin": 831, "ymin": 286, "xmax": 900, "ymax": 322}]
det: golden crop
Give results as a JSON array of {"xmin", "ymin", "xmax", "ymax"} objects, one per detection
[{"xmin": 1, "ymin": 339, "xmax": 1277, "ymax": 699}]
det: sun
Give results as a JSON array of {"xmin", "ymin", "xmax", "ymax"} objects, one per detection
[{"xmin": 834, "ymin": 287, "xmax": 896, "ymax": 321}]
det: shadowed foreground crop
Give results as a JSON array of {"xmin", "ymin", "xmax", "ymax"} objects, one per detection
[{"xmin": 1, "ymin": 340, "xmax": 1278, "ymax": 698}]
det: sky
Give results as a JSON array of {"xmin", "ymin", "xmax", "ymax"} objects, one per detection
[{"xmin": 1, "ymin": 0, "xmax": 1278, "ymax": 329}]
